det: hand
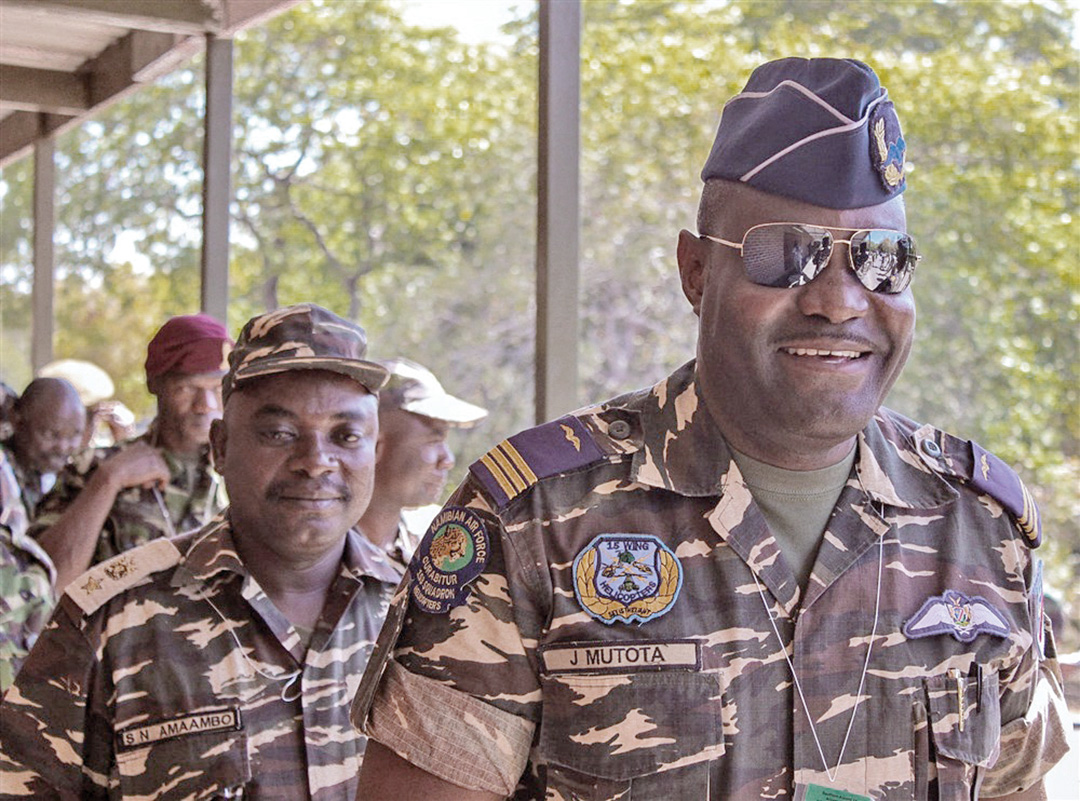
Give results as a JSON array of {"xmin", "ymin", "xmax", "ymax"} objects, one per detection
[{"xmin": 98, "ymin": 442, "xmax": 171, "ymax": 491}]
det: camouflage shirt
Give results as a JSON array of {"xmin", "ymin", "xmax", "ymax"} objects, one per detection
[
  {"xmin": 352, "ymin": 360, "xmax": 1069, "ymax": 801},
  {"xmin": 0, "ymin": 449, "xmax": 55, "ymax": 694},
  {"xmin": 0, "ymin": 517, "xmax": 401, "ymax": 800},
  {"xmin": 1, "ymin": 441, "xmax": 54, "ymax": 520},
  {"xmin": 30, "ymin": 430, "xmax": 227, "ymax": 566}
]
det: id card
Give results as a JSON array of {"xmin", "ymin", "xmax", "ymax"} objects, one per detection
[{"xmin": 794, "ymin": 783, "xmax": 872, "ymax": 801}]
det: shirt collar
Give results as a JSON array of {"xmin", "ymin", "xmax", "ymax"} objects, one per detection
[
  {"xmin": 176, "ymin": 518, "xmax": 403, "ymax": 587},
  {"xmin": 625, "ymin": 360, "xmax": 956, "ymax": 511}
]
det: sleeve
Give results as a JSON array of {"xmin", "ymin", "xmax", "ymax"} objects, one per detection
[
  {"xmin": 351, "ymin": 478, "xmax": 540, "ymax": 797},
  {"xmin": 980, "ymin": 556, "xmax": 1071, "ymax": 796},
  {"xmin": 0, "ymin": 598, "xmax": 114, "ymax": 799}
]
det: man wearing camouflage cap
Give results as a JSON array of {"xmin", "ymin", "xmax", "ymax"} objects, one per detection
[
  {"xmin": 357, "ymin": 357, "xmax": 487, "ymax": 570},
  {"xmin": 31, "ymin": 313, "xmax": 232, "ymax": 592},
  {"xmin": 352, "ymin": 59, "xmax": 1068, "ymax": 800},
  {"xmin": 0, "ymin": 303, "xmax": 400, "ymax": 799}
]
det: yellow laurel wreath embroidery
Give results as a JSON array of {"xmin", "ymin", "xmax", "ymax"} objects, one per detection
[{"xmin": 648, "ymin": 554, "xmax": 680, "ymax": 613}]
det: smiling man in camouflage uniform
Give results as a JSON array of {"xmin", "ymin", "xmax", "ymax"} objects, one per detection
[
  {"xmin": 0, "ymin": 304, "xmax": 400, "ymax": 799},
  {"xmin": 351, "ymin": 59, "xmax": 1069, "ymax": 801},
  {"xmin": 31, "ymin": 314, "xmax": 233, "ymax": 592}
]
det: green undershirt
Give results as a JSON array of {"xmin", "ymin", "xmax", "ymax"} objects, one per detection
[{"xmin": 730, "ymin": 446, "xmax": 857, "ymax": 591}]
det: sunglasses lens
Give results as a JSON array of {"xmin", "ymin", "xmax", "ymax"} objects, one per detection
[
  {"xmin": 742, "ymin": 225, "xmax": 831, "ymax": 288},
  {"xmin": 850, "ymin": 230, "xmax": 917, "ymax": 294}
]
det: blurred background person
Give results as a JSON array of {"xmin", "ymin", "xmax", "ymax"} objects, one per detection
[
  {"xmin": 1, "ymin": 378, "xmax": 85, "ymax": 519},
  {"xmin": 31, "ymin": 314, "xmax": 232, "ymax": 592},
  {"xmin": 357, "ymin": 358, "xmax": 487, "ymax": 569},
  {"xmin": 39, "ymin": 358, "xmax": 136, "ymax": 450}
]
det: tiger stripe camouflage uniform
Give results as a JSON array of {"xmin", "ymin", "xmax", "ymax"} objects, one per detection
[
  {"xmin": 0, "ymin": 449, "xmax": 55, "ymax": 694},
  {"xmin": 352, "ymin": 360, "xmax": 1069, "ymax": 801},
  {"xmin": 0, "ymin": 518, "xmax": 400, "ymax": 799},
  {"xmin": 30, "ymin": 431, "xmax": 226, "ymax": 565}
]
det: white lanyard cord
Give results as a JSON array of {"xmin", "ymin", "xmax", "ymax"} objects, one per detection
[
  {"xmin": 198, "ymin": 586, "xmax": 303, "ymax": 702},
  {"xmin": 752, "ymin": 533, "xmax": 885, "ymax": 783}
]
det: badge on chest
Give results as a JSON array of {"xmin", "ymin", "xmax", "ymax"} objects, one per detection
[{"xmin": 573, "ymin": 534, "xmax": 682, "ymax": 625}]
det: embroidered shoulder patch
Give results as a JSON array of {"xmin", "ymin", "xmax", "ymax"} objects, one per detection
[
  {"xmin": 968, "ymin": 441, "xmax": 1041, "ymax": 547},
  {"xmin": 903, "ymin": 591, "xmax": 1010, "ymax": 642},
  {"xmin": 469, "ymin": 415, "xmax": 605, "ymax": 508},
  {"xmin": 573, "ymin": 534, "xmax": 682, "ymax": 625},
  {"xmin": 411, "ymin": 506, "xmax": 489, "ymax": 614},
  {"xmin": 70, "ymin": 536, "xmax": 183, "ymax": 616}
]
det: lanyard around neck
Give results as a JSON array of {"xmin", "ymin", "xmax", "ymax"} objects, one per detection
[{"xmin": 752, "ymin": 533, "xmax": 885, "ymax": 783}]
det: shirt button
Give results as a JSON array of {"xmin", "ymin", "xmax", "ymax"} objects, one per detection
[
  {"xmin": 921, "ymin": 439, "xmax": 942, "ymax": 458},
  {"xmin": 608, "ymin": 420, "xmax": 631, "ymax": 440}
]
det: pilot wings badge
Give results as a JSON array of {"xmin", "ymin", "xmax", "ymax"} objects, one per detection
[
  {"xmin": 903, "ymin": 590, "xmax": 1010, "ymax": 642},
  {"xmin": 573, "ymin": 534, "xmax": 682, "ymax": 625}
]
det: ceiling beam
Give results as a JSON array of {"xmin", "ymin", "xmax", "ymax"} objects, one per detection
[
  {"xmin": 0, "ymin": 111, "xmax": 70, "ymax": 168},
  {"xmin": 0, "ymin": 0, "xmax": 222, "ymax": 36},
  {"xmin": 87, "ymin": 30, "xmax": 189, "ymax": 104},
  {"xmin": 0, "ymin": 28, "xmax": 195, "ymax": 167},
  {"xmin": 0, "ymin": 66, "xmax": 89, "ymax": 115}
]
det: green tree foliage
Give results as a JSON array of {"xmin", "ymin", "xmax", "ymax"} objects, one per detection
[{"xmin": 0, "ymin": 0, "xmax": 1075, "ymax": 641}]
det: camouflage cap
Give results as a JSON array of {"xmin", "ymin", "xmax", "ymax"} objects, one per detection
[
  {"xmin": 223, "ymin": 304, "xmax": 389, "ymax": 400},
  {"xmin": 378, "ymin": 357, "xmax": 487, "ymax": 427}
]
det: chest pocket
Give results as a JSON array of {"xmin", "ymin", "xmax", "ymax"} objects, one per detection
[
  {"xmin": 114, "ymin": 709, "xmax": 251, "ymax": 800},
  {"xmin": 537, "ymin": 670, "xmax": 721, "ymax": 800},
  {"xmin": 915, "ymin": 671, "xmax": 1001, "ymax": 801}
]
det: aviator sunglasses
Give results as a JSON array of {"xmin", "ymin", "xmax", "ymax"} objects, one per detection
[{"xmin": 700, "ymin": 222, "xmax": 920, "ymax": 295}]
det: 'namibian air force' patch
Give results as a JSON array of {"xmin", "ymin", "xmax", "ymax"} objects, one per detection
[
  {"xmin": 903, "ymin": 591, "xmax": 1010, "ymax": 642},
  {"xmin": 573, "ymin": 534, "xmax": 682, "ymax": 625},
  {"xmin": 411, "ymin": 506, "xmax": 489, "ymax": 614}
]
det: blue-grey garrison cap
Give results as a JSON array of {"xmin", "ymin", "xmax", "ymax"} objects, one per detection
[{"xmin": 700, "ymin": 57, "xmax": 907, "ymax": 209}]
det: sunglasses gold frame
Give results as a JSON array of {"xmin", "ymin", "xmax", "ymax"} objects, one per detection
[{"xmin": 700, "ymin": 222, "xmax": 919, "ymax": 294}]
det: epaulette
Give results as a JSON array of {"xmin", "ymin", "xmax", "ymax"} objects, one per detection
[
  {"xmin": 913, "ymin": 427, "xmax": 1041, "ymax": 547},
  {"xmin": 470, "ymin": 414, "xmax": 607, "ymax": 509},
  {"xmin": 68, "ymin": 537, "xmax": 183, "ymax": 616}
]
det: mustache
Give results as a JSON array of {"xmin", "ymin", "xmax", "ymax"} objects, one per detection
[
  {"xmin": 769, "ymin": 324, "xmax": 881, "ymax": 350},
  {"xmin": 265, "ymin": 479, "xmax": 351, "ymax": 503}
]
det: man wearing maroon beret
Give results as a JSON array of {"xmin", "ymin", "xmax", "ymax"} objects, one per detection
[{"xmin": 32, "ymin": 314, "xmax": 232, "ymax": 592}]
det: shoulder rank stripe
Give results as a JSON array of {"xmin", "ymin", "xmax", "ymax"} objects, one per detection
[
  {"xmin": 481, "ymin": 443, "xmax": 538, "ymax": 498},
  {"xmin": 968, "ymin": 442, "xmax": 1042, "ymax": 547},
  {"xmin": 471, "ymin": 415, "xmax": 606, "ymax": 508}
]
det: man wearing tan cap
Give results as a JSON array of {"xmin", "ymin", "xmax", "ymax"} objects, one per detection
[
  {"xmin": 31, "ymin": 314, "xmax": 232, "ymax": 591},
  {"xmin": 357, "ymin": 357, "xmax": 487, "ymax": 570},
  {"xmin": 0, "ymin": 303, "xmax": 399, "ymax": 800},
  {"xmin": 352, "ymin": 59, "xmax": 1066, "ymax": 801}
]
